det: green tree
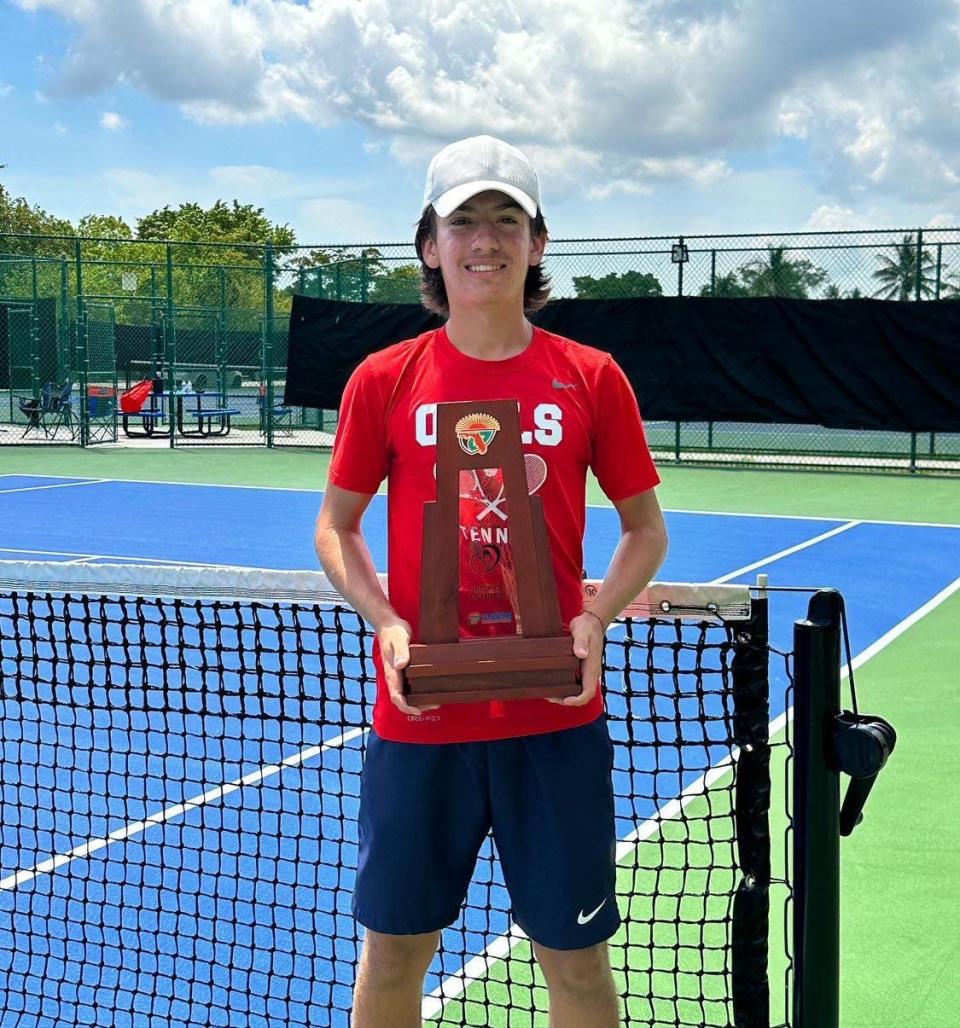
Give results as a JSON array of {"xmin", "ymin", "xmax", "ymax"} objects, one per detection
[
  {"xmin": 71, "ymin": 214, "xmax": 158, "ymax": 313},
  {"xmin": 284, "ymin": 246, "xmax": 403, "ymax": 303},
  {"xmin": 699, "ymin": 271, "xmax": 750, "ymax": 297},
  {"xmin": 938, "ymin": 267, "xmax": 960, "ymax": 299},
  {"xmin": 135, "ymin": 201, "xmax": 297, "ymax": 313},
  {"xmin": 136, "ymin": 200, "xmax": 294, "ymax": 249},
  {"xmin": 871, "ymin": 233, "xmax": 936, "ymax": 300},
  {"xmin": 822, "ymin": 284, "xmax": 866, "ymax": 299},
  {"xmin": 78, "ymin": 214, "xmax": 133, "ymax": 239},
  {"xmin": 367, "ymin": 263, "xmax": 422, "ymax": 303},
  {"xmin": 740, "ymin": 247, "xmax": 828, "ymax": 298},
  {"xmin": 572, "ymin": 270, "xmax": 663, "ymax": 299},
  {"xmin": 0, "ymin": 180, "xmax": 75, "ymax": 256}
]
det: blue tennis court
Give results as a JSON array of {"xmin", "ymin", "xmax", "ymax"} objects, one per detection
[
  {"xmin": 1, "ymin": 473, "xmax": 958, "ymax": 1027},
  {"xmin": 1, "ymin": 473, "xmax": 956, "ymax": 648}
]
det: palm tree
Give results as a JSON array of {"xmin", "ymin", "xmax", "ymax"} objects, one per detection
[
  {"xmin": 740, "ymin": 247, "xmax": 827, "ymax": 298},
  {"xmin": 871, "ymin": 234, "xmax": 936, "ymax": 300},
  {"xmin": 699, "ymin": 272, "xmax": 750, "ymax": 297},
  {"xmin": 822, "ymin": 284, "xmax": 864, "ymax": 299},
  {"xmin": 937, "ymin": 263, "xmax": 960, "ymax": 299}
]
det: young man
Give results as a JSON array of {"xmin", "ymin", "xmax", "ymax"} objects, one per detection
[{"xmin": 315, "ymin": 135, "xmax": 667, "ymax": 1028}]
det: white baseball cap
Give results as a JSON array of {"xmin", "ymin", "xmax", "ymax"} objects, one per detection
[{"xmin": 423, "ymin": 135, "xmax": 541, "ymax": 218}]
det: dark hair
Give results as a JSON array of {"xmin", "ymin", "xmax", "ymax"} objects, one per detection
[{"xmin": 414, "ymin": 205, "xmax": 551, "ymax": 317}]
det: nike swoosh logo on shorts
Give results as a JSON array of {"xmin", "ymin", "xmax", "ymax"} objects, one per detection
[{"xmin": 577, "ymin": 899, "xmax": 607, "ymax": 925}]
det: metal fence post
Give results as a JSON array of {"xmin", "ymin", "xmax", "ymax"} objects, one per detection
[
  {"xmin": 914, "ymin": 229, "xmax": 924, "ymax": 301},
  {"xmin": 219, "ymin": 265, "xmax": 227, "ymax": 316},
  {"xmin": 264, "ymin": 242, "xmax": 275, "ymax": 448},
  {"xmin": 710, "ymin": 249, "xmax": 717, "ymax": 297},
  {"xmin": 74, "ymin": 239, "xmax": 89, "ymax": 447},
  {"xmin": 30, "ymin": 257, "xmax": 40, "ymax": 402},
  {"xmin": 165, "ymin": 244, "xmax": 176, "ymax": 449},
  {"xmin": 59, "ymin": 257, "xmax": 71, "ymax": 385},
  {"xmin": 150, "ymin": 265, "xmax": 161, "ymax": 376},
  {"xmin": 935, "ymin": 243, "xmax": 942, "ymax": 300},
  {"xmin": 793, "ymin": 589, "xmax": 843, "ymax": 1028}
]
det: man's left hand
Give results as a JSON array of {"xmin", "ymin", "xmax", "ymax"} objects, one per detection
[{"xmin": 549, "ymin": 611, "xmax": 605, "ymax": 706}]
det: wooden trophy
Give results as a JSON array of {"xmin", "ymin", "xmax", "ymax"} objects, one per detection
[{"xmin": 404, "ymin": 399, "xmax": 581, "ymax": 706}]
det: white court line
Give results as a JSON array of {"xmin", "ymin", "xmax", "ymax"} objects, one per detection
[
  {"xmin": 0, "ymin": 546, "xmax": 246, "ymax": 569},
  {"xmin": 0, "ymin": 726, "xmax": 367, "ymax": 892},
  {"xmin": 764, "ymin": 575, "xmax": 960, "ymax": 742},
  {"xmin": 0, "ymin": 478, "xmax": 110, "ymax": 496},
  {"xmin": 421, "ymin": 574, "xmax": 960, "ymax": 1021},
  {"xmin": 0, "ymin": 518, "xmax": 861, "ymax": 579},
  {"xmin": 1, "ymin": 473, "xmax": 322, "ymax": 496},
  {"xmin": 710, "ymin": 521, "xmax": 862, "ymax": 585},
  {"xmin": 665, "ymin": 507, "xmax": 960, "ymax": 530},
  {"xmin": 6, "ymin": 474, "xmax": 959, "ymax": 529}
]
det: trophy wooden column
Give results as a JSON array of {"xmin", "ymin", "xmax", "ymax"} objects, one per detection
[{"xmin": 404, "ymin": 399, "xmax": 580, "ymax": 706}]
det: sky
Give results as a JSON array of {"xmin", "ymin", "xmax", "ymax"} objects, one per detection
[{"xmin": 1, "ymin": 0, "xmax": 959, "ymax": 246}]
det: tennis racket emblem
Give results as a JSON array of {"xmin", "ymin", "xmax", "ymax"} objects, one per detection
[{"xmin": 457, "ymin": 455, "xmax": 549, "ymax": 522}]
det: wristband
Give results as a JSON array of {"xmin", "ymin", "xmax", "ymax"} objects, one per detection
[{"xmin": 583, "ymin": 608, "xmax": 606, "ymax": 632}]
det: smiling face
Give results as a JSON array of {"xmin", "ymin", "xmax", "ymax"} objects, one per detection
[{"xmin": 420, "ymin": 190, "xmax": 547, "ymax": 315}]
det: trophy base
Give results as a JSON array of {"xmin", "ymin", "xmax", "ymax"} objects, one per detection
[{"xmin": 405, "ymin": 635, "xmax": 581, "ymax": 706}]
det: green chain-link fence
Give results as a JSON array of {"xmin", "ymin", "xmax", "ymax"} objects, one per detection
[{"xmin": 0, "ymin": 228, "xmax": 957, "ymax": 471}]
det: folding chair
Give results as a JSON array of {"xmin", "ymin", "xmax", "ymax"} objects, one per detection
[
  {"xmin": 44, "ymin": 383, "xmax": 76, "ymax": 439},
  {"xmin": 85, "ymin": 385, "xmax": 118, "ymax": 443},
  {"xmin": 17, "ymin": 382, "xmax": 74, "ymax": 439},
  {"xmin": 257, "ymin": 387, "xmax": 294, "ymax": 438},
  {"xmin": 17, "ymin": 383, "xmax": 56, "ymax": 439}
]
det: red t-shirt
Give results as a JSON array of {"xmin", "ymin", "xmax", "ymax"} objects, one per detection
[{"xmin": 327, "ymin": 325, "xmax": 660, "ymax": 743}]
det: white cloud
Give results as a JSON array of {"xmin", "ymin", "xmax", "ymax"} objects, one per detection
[
  {"xmin": 804, "ymin": 205, "xmax": 875, "ymax": 232},
  {"xmin": 296, "ymin": 198, "xmax": 383, "ymax": 243},
  {"xmin": 14, "ymin": 0, "xmax": 960, "ymax": 213},
  {"xmin": 0, "ymin": 83, "xmax": 13, "ymax": 98},
  {"xmin": 52, "ymin": 120, "xmax": 68, "ymax": 135},
  {"xmin": 100, "ymin": 111, "xmax": 128, "ymax": 130},
  {"xmin": 209, "ymin": 164, "xmax": 296, "ymax": 195}
]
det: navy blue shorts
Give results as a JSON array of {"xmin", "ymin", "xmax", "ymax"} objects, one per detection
[{"xmin": 353, "ymin": 715, "xmax": 620, "ymax": 951}]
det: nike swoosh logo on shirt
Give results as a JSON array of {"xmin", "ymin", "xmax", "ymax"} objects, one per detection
[
  {"xmin": 577, "ymin": 899, "xmax": 607, "ymax": 925},
  {"xmin": 552, "ymin": 379, "xmax": 578, "ymax": 390}
]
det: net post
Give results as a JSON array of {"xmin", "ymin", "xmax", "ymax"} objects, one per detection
[
  {"xmin": 792, "ymin": 589, "xmax": 842, "ymax": 1028},
  {"xmin": 730, "ymin": 574, "xmax": 771, "ymax": 1026}
]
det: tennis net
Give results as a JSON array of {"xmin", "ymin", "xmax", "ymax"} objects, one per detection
[{"xmin": 0, "ymin": 561, "xmax": 779, "ymax": 1027}]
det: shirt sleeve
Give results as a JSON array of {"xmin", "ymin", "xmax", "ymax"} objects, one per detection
[
  {"xmin": 327, "ymin": 359, "xmax": 390, "ymax": 494},
  {"xmin": 591, "ymin": 356, "xmax": 660, "ymax": 501}
]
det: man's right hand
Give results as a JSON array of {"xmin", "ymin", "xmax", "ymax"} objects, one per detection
[{"xmin": 377, "ymin": 619, "xmax": 439, "ymax": 716}]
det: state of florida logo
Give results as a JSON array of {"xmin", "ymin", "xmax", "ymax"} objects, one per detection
[{"xmin": 455, "ymin": 413, "xmax": 500, "ymax": 456}]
